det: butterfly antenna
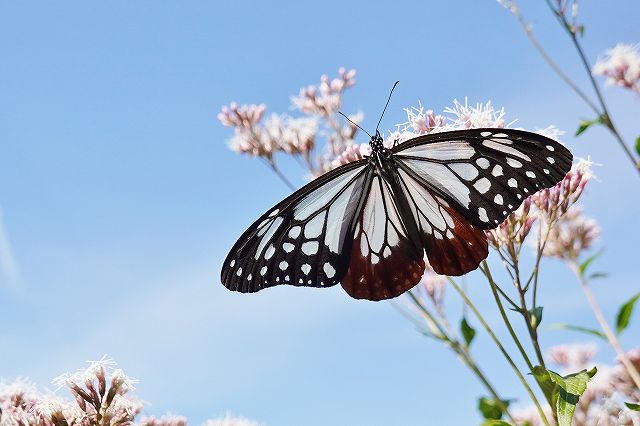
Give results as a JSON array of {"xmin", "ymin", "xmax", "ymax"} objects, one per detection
[
  {"xmin": 338, "ymin": 111, "xmax": 372, "ymax": 138},
  {"xmin": 375, "ymin": 80, "xmax": 399, "ymax": 134}
]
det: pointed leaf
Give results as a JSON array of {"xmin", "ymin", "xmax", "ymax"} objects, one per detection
[
  {"xmin": 588, "ymin": 272, "xmax": 607, "ymax": 280},
  {"xmin": 460, "ymin": 317, "xmax": 476, "ymax": 347},
  {"xmin": 579, "ymin": 250, "xmax": 602, "ymax": 276},
  {"xmin": 478, "ymin": 397, "xmax": 511, "ymax": 420},
  {"xmin": 635, "ymin": 136, "xmax": 640, "ymax": 156},
  {"xmin": 626, "ymin": 402, "xmax": 640, "ymax": 411},
  {"xmin": 531, "ymin": 366, "xmax": 556, "ymax": 403},
  {"xmin": 529, "ymin": 306, "xmax": 543, "ymax": 329},
  {"xmin": 481, "ymin": 421, "xmax": 513, "ymax": 426},
  {"xmin": 549, "ymin": 323, "xmax": 606, "ymax": 340},
  {"xmin": 549, "ymin": 367, "xmax": 597, "ymax": 426},
  {"xmin": 616, "ymin": 292, "xmax": 640, "ymax": 334}
]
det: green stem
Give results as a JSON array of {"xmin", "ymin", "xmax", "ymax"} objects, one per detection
[
  {"xmin": 403, "ymin": 291, "xmax": 516, "ymax": 422},
  {"xmin": 447, "ymin": 277, "xmax": 550, "ymax": 426},
  {"xmin": 482, "ymin": 263, "xmax": 535, "ymax": 372}
]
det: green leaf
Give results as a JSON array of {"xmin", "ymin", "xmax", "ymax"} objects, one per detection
[
  {"xmin": 532, "ymin": 366, "xmax": 597, "ymax": 426},
  {"xmin": 635, "ymin": 136, "xmax": 640, "ymax": 157},
  {"xmin": 588, "ymin": 272, "xmax": 608, "ymax": 280},
  {"xmin": 478, "ymin": 397, "xmax": 510, "ymax": 420},
  {"xmin": 626, "ymin": 402, "xmax": 640, "ymax": 411},
  {"xmin": 481, "ymin": 421, "xmax": 513, "ymax": 426},
  {"xmin": 460, "ymin": 317, "xmax": 476, "ymax": 347},
  {"xmin": 531, "ymin": 366, "xmax": 556, "ymax": 403},
  {"xmin": 529, "ymin": 306, "xmax": 543, "ymax": 329},
  {"xmin": 616, "ymin": 292, "xmax": 640, "ymax": 334},
  {"xmin": 549, "ymin": 323, "xmax": 606, "ymax": 340},
  {"xmin": 579, "ymin": 250, "xmax": 602, "ymax": 276}
]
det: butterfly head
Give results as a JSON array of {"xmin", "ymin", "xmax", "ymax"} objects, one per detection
[{"xmin": 369, "ymin": 130, "xmax": 385, "ymax": 153}]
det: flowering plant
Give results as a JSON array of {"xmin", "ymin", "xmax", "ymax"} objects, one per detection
[{"xmin": 217, "ymin": 67, "xmax": 640, "ymax": 425}]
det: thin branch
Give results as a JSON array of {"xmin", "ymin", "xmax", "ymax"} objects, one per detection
[
  {"xmin": 569, "ymin": 262, "xmax": 640, "ymax": 390},
  {"xmin": 447, "ymin": 277, "xmax": 550, "ymax": 426}
]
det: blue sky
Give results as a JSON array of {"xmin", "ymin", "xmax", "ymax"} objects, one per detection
[{"xmin": 1, "ymin": 1, "xmax": 639, "ymax": 425}]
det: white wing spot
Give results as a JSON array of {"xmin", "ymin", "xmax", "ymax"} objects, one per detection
[
  {"xmin": 492, "ymin": 165, "xmax": 503, "ymax": 177},
  {"xmin": 301, "ymin": 241, "xmax": 319, "ymax": 255},
  {"xmin": 446, "ymin": 230, "xmax": 454, "ymax": 239},
  {"xmin": 546, "ymin": 145, "xmax": 555, "ymax": 151},
  {"xmin": 371, "ymin": 253, "xmax": 379, "ymax": 264},
  {"xmin": 547, "ymin": 157, "xmax": 555, "ymax": 164},
  {"xmin": 476, "ymin": 158, "xmax": 490, "ymax": 169},
  {"xmin": 543, "ymin": 168, "xmax": 550, "ymax": 174},
  {"xmin": 450, "ymin": 163, "xmax": 479, "ymax": 181},
  {"xmin": 285, "ymin": 275, "xmax": 290, "ymax": 281},
  {"xmin": 383, "ymin": 246, "xmax": 392, "ymax": 258},
  {"xmin": 507, "ymin": 158, "xmax": 522, "ymax": 168},
  {"xmin": 323, "ymin": 263, "xmax": 336, "ymax": 278},
  {"xmin": 279, "ymin": 261, "xmax": 288, "ymax": 271},
  {"xmin": 526, "ymin": 171, "xmax": 536, "ymax": 178},
  {"xmin": 298, "ymin": 278, "xmax": 303, "ymax": 283},
  {"xmin": 360, "ymin": 236, "xmax": 369, "ymax": 256},
  {"xmin": 494, "ymin": 194, "xmax": 503, "ymax": 205},
  {"xmin": 264, "ymin": 244, "xmax": 275, "ymax": 260},
  {"xmin": 268, "ymin": 209, "xmax": 279, "ymax": 217},
  {"xmin": 524, "ymin": 188, "xmax": 529, "ymax": 193},
  {"xmin": 502, "ymin": 211, "xmax": 507, "ymax": 216},
  {"xmin": 508, "ymin": 178, "xmax": 518, "ymax": 187},
  {"xmin": 301, "ymin": 263, "xmax": 311, "ymax": 275},
  {"xmin": 260, "ymin": 266, "xmax": 267, "ymax": 276},
  {"xmin": 480, "ymin": 131, "xmax": 492, "ymax": 137},
  {"xmin": 304, "ymin": 211, "xmax": 326, "ymax": 239},
  {"xmin": 283, "ymin": 242, "xmax": 295, "ymax": 252},
  {"xmin": 236, "ymin": 267, "xmax": 243, "ymax": 277},
  {"xmin": 247, "ymin": 274, "xmax": 252, "ymax": 281},
  {"xmin": 478, "ymin": 207, "xmax": 489, "ymax": 222},
  {"xmin": 288, "ymin": 226, "xmax": 301, "ymax": 238},
  {"xmin": 517, "ymin": 194, "xmax": 522, "ymax": 199},
  {"xmin": 508, "ymin": 204, "xmax": 513, "ymax": 209},
  {"xmin": 474, "ymin": 177, "xmax": 491, "ymax": 194},
  {"xmin": 229, "ymin": 260, "xmax": 235, "ymax": 267},
  {"xmin": 493, "ymin": 133, "xmax": 508, "ymax": 138}
]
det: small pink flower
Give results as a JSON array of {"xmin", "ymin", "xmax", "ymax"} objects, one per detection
[{"xmin": 593, "ymin": 43, "xmax": 640, "ymax": 94}]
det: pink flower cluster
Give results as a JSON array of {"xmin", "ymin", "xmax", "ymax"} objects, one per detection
[
  {"xmin": 593, "ymin": 43, "xmax": 640, "ymax": 94},
  {"xmin": 290, "ymin": 67, "xmax": 356, "ymax": 116},
  {"xmin": 0, "ymin": 357, "xmax": 260, "ymax": 426}
]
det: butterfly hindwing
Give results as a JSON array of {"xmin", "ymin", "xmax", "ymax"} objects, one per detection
[
  {"xmin": 393, "ymin": 128, "xmax": 572, "ymax": 229},
  {"xmin": 221, "ymin": 160, "xmax": 370, "ymax": 293},
  {"xmin": 396, "ymin": 166, "xmax": 488, "ymax": 276},
  {"xmin": 341, "ymin": 173, "xmax": 426, "ymax": 301}
]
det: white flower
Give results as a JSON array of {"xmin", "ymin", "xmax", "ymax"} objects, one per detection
[
  {"xmin": 203, "ymin": 412, "xmax": 262, "ymax": 426},
  {"xmin": 593, "ymin": 43, "xmax": 640, "ymax": 94}
]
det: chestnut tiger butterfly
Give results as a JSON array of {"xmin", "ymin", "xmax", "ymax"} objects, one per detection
[{"xmin": 220, "ymin": 88, "xmax": 572, "ymax": 301}]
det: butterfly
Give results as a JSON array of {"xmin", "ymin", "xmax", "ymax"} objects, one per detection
[{"xmin": 221, "ymin": 127, "xmax": 572, "ymax": 301}]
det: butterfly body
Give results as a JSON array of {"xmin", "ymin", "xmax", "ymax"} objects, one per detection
[{"xmin": 221, "ymin": 128, "xmax": 572, "ymax": 301}]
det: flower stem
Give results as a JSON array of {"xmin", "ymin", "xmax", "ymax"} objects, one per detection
[
  {"xmin": 403, "ymin": 291, "xmax": 516, "ymax": 422},
  {"xmin": 481, "ymin": 263, "xmax": 535, "ymax": 372},
  {"xmin": 570, "ymin": 262, "xmax": 640, "ymax": 389},
  {"xmin": 447, "ymin": 277, "xmax": 550, "ymax": 426},
  {"xmin": 541, "ymin": 0, "xmax": 640, "ymax": 174}
]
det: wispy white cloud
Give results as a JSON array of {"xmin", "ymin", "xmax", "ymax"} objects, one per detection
[{"xmin": 0, "ymin": 207, "xmax": 21, "ymax": 291}]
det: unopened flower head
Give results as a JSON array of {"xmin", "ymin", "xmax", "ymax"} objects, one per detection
[
  {"xmin": 291, "ymin": 68, "xmax": 356, "ymax": 116},
  {"xmin": 532, "ymin": 157, "xmax": 594, "ymax": 220},
  {"xmin": 486, "ymin": 198, "xmax": 536, "ymax": 252},
  {"xmin": 542, "ymin": 207, "xmax": 599, "ymax": 261},
  {"xmin": 593, "ymin": 43, "xmax": 640, "ymax": 94}
]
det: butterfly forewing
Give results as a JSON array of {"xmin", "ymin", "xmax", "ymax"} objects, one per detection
[
  {"xmin": 393, "ymin": 128, "xmax": 572, "ymax": 229},
  {"xmin": 221, "ymin": 160, "xmax": 370, "ymax": 293}
]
